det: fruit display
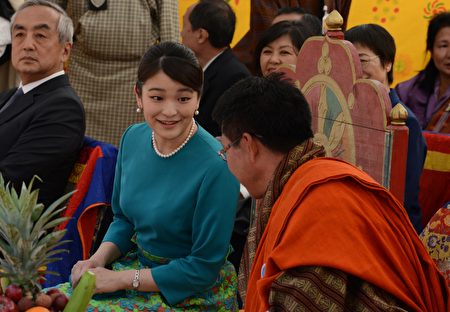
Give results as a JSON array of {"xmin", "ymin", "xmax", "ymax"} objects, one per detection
[
  {"xmin": 0, "ymin": 175, "xmax": 73, "ymax": 312},
  {"xmin": 0, "ymin": 285, "xmax": 70, "ymax": 312}
]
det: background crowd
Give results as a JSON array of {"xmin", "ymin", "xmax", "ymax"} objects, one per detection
[{"xmin": 0, "ymin": 0, "xmax": 449, "ymax": 311}]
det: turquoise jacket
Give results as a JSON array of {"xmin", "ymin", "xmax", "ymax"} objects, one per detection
[{"xmin": 103, "ymin": 123, "xmax": 239, "ymax": 304}]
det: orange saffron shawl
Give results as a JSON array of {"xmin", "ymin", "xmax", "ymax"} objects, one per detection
[{"xmin": 246, "ymin": 158, "xmax": 449, "ymax": 311}]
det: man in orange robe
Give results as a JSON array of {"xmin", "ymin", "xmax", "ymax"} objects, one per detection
[{"xmin": 213, "ymin": 74, "xmax": 449, "ymax": 311}]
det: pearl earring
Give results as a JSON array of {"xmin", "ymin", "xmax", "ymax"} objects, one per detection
[
  {"xmin": 194, "ymin": 110, "xmax": 199, "ymax": 116},
  {"xmin": 136, "ymin": 107, "xmax": 142, "ymax": 113}
]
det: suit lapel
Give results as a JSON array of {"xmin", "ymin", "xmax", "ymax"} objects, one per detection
[
  {"xmin": 0, "ymin": 75, "xmax": 70, "ymax": 125},
  {"xmin": 0, "ymin": 90, "xmax": 35, "ymax": 126},
  {"xmin": 204, "ymin": 58, "xmax": 219, "ymax": 84},
  {"xmin": 0, "ymin": 89, "xmax": 16, "ymax": 110}
]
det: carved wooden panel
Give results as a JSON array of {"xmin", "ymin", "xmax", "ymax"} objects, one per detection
[{"xmin": 282, "ymin": 35, "xmax": 408, "ymax": 200}]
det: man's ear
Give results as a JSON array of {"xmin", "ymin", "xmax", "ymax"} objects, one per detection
[
  {"xmin": 61, "ymin": 42, "xmax": 72, "ymax": 63},
  {"xmin": 241, "ymin": 133, "xmax": 259, "ymax": 163},
  {"xmin": 197, "ymin": 28, "xmax": 209, "ymax": 44}
]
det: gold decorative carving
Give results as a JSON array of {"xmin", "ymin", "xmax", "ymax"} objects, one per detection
[
  {"xmin": 390, "ymin": 103, "xmax": 408, "ymax": 125},
  {"xmin": 317, "ymin": 85, "xmax": 327, "ymax": 135},
  {"xmin": 347, "ymin": 92, "xmax": 355, "ymax": 109},
  {"xmin": 318, "ymin": 42, "xmax": 332, "ymax": 75},
  {"xmin": 303, "ymin": 76, "xmax": 356, "ymax": 164},
  {"xmin": 278, "ymin": 63, "xmax": 296, "ymax": 73},
  {"xmin": 325, "ymin": 10, "xmax": 344, "ymax": 31},
  {"xmin": 314, "ymin": 133, "xmax": 332, "ymax": 156},
  {"xmin": 328, "ymin": 113, "xmax": 346, "ymax": 151}
]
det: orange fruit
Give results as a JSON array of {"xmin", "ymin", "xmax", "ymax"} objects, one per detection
[{"xmin": 25, "ymin": 307, "xmax": 50, "ymax": 312}]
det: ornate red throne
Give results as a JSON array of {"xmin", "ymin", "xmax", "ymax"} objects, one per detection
[{"xmin": 282, "ymin": 11, "xmax": 409, "ymax": 203}]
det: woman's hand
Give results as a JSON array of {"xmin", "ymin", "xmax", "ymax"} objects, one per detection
[
  {"xmin": 73, "ymin": 266, "xmax": 159, "ymax": 294},
  {"xmin": 71, "ymin": 259, "xmax": 100, "ymax": 288},
  {"xmin": 71, "ymin": 242, "xmax": 122, "ymax": 288},
  {"xmin": 88, "ymin": 267, "xmax": 124, "ymax": 294}
]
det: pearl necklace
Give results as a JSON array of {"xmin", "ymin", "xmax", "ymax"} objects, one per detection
[{"xmin": 152, "ymin": 118, "xmax": 196, "ymax": 158}]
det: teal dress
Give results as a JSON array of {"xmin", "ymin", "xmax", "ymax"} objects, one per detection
[{"xmin": 59, "ymin": 123, "xmax": 240, "ymax": 311}]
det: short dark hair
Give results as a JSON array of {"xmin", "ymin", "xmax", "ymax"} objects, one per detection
[
  {"xmin": 255, "ymin": 21, "xmax": 317, "ymax": 75},
  {"xmin": 189, "ymin": 0, "xmax": 236, "ymax": 48},
  {"xmin": 136, "ymin": 42, "xmax": 203, "ymax": 96},
  {"xmin": 345, "ymin": 24, "xmax": 396, "ymax": 84},
  {"xmin": 301, "ymin": 13, "xmax": 322, "ymax": 36},
  {"xmin": 276, "ymin": 6, "xmax": 308, "ymax": 16},
  {"xmin": 213, "ymin": 74, "xmax": 313, "ymax": 153},
  {"xmin": 418, "ymin": 12, "xmax": 450, "ymax": 93}
]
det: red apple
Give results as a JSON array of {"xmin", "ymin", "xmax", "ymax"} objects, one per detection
[
  {"xmin": 34, "ymin": 293, "xmax": 52, "ymax": 309},
  {"xmin": 44, "ymin": 289, "xmax": 60, "ymax": 302},
  {"xmin": 51, "ymin": 294, "xmax": 68, "ymax": 312},
  {"xmin": 0, "ymin": 295, "xmax": 18, "ymax": 312},
  {"xmin": 44, "ymin": 290, "xmax": 59, "ymax": 296},
  {"xmin": 16, "ymin": 297, "xmax": 34, "ymax": 312},
  {"xmin": 5, "ymin": 285, "xmax": 22, "ymax": 303}
]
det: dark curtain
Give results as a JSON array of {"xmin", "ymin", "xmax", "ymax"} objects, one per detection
[
  {"xmin": 0, "ymin": 1, "xmax": 14, "ymax": 66},
  {"xmin": 0, "ymin": 1, "xmax": 14, "ymax": 19}
]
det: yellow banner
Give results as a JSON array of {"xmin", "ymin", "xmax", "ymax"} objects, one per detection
[
  {"xmin": 178, "ymin": 0, "xmax": 250, "ymax": 47},
  {"xmin": 347, "ymin": 0, "xmax": 449, "ymax": 86},
  {"xmin": 424, "ymin": 151, "xmax": 450, "ymax": 172}
]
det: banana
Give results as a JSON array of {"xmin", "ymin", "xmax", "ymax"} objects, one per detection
[{"xmin": 63, "ymin": 271, "xmax": 96, "ymax": 312}]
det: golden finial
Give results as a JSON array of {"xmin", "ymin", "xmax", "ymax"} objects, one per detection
[
  {"xmin": 390, "ymin": 103, "xmax": 408, "ymax": 125},
  {"xmin": 325, "ymin": 10, "xmax": 344, "ymax": 31}
]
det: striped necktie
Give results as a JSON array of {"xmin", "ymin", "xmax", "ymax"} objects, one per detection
[{"xmin": 0, "ymin": 88, "xmax": 24, "ymax": 114}]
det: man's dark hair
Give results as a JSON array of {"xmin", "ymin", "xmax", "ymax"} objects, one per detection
[
  {"xmin": 189, "ymin": 0, "xmax": 236, "ymax": 48},
  {"xmin": 213, "ymin": 74, "xmax": 313, "ymax": 153},
  {"xmin": 345, "ymin": 24, "xmax": 396, "ymax": 85},
  {"xmin": 301, "ymin": 13, "xmax": 322, "ymax": 36}
]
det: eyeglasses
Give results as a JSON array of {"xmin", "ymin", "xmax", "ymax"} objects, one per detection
[
  {"xmin": 217, "ymin": 133, "xmax": 264, "ymax": 161},
  {"xmin": 359, "ymin": 55, "xmax": 379, "ymax": 68},
  {"xmin": 218, "ymin": 136, "xmax": 242, "ymax": 161}
]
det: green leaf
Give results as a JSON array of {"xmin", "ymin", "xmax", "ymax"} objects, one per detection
[{"xmin": 0, "ymin": 173, "xmax": 73, "ymax": 294}]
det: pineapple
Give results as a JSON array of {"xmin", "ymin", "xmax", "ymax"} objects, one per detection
[{"xmin": 0, "ymin": 174, "xmax": 71, "ymax": 296}]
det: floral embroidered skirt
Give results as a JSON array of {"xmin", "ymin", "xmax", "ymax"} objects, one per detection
[
  {"xmin": 56, "ymin": 251, "xmax": 238, "ymax": 311},
  {"xmin": 420, "ymin": 205, "xmax": 450, "ymax": 287}
]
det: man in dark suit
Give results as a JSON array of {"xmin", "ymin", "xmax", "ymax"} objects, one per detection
[
  {"xmin": 0, "ymin": 0, "xmax": 85, "ymax": 207},
  {"xmin": 181, "ymin": 0, "xmax": 250, "ymax": 137}
]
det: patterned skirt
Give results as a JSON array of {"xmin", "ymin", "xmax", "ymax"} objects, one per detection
[
  {"xmin": 420, "ymin": 205, "xmax": 450, "ymax": 287},
  {"xmin": 56, "ymin": 251, "xmax": 238, "ymax": 311}
]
